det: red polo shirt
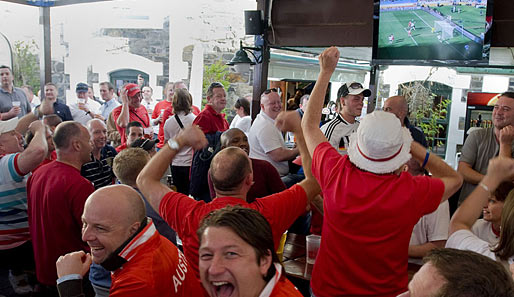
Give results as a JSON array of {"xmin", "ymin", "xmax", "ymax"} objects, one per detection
[
  {"xmin": 112, "ymin": 105, "xmax": 150, "ymax": 146},
  {"xmin": 192, "ymin": 104, "xmax": 229, "ymax": 134}
]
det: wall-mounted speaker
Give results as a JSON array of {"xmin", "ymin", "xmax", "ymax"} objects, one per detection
[{"xmin": 245, "ymin": 10, "xmax": 263, "ymax": 35}]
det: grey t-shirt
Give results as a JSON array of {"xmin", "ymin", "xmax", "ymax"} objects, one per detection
[
  {"xmin": 458, "ymin": 127, "xmax": 514, "ymax": 203},
  {"xmin": 0, "ymin": 86, "xmax": 31, "ymax": 118}
]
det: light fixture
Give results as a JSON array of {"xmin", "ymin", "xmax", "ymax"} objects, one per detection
[{"xmin": 227, "ymin": 41, "xmax": 262, "ymax": 73}]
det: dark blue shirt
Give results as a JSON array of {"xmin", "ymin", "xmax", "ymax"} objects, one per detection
[{"xmin": 81, "ymin": 145, "xmax": 117, "ymax": 189}]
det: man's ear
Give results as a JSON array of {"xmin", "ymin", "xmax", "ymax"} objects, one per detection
[
  {"xmin": 128, "ymin": 222, "xmax": 141, "ymax": 237},
  {"xmin": 72, "ymin": 138, "xmax": 81, "ymax": 151},
  {"xmin": 258, "ymin": 249, "xmax": 272, "ymax": 278}
]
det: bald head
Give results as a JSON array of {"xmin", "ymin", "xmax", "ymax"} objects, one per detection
[
  {"xmin": 383, "ymin": 96, "xmax": 408, "ymax": 125},
  {"xmin": 210, "ymin": 147, "xmax": 252, "ymax": 193},
  {"xmin": 220, "ymin": 128, "xmax": 250, "ymax": 155},
  {"xmin": 85, "ymin": 185, "xmax": 146, "ymax": 226}
]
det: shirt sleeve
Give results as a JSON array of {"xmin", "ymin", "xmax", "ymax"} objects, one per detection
[
  {"xmin": 151, "ymin": 102, "xmax": 161, "ymax": 119},
  {"xmin": 192, "ymin": 114, "xmax": 210, "ymax": 134},
  {"xmin": 159, "ymin": 191, "xmax": 201, "ymax": 234},
  {"xmin": 256, "ymin": 123, "xmax": 284, "ymax": 154},
  {"xmin": 410, "ymin": 175, "xmax": 445, "ymax": 218},
  {"xmin": 311, "ymin": 142, "xmax": 345, "ymax": 188},
  {"xmin": 0, "ymin": 153, "xmax": 24, "ymax": 183},
  {"xmin": 460, "ymin": 129, "xmax": 480, "ymax": 166},
  {"xmin": 445, "ymin": 229, "xmax": 496, "ymax": 260},
  {"xmin": 425, "ymin": 200, "xmax": 450, "ymax": 242}
]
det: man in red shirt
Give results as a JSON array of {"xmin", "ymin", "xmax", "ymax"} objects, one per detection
[
  {"xmin": 193, "ymin": 82, "xmax": 229, "ymax": 134},
  {"xmin": 137, "ymin": 114, "xmax": 321, "ymax": 278},
  {"xmin": 112, "ymin": 84, "xmax": 150, "ymax": 147},
  {"xmin": 27, "ymin": 121, "xmax": 95, "ymax": 289},
  {"xmin": 302, "ymin": 47, "xmax": 463, "ymax": 297},
  {"xmin": 198, "ymin": 206, "xmax": 302, "ymax": 297},
  {"xmin": 152, "ymin": 82, "xmax": 174, "ymax": 149},
  {"xmin": 55, "ymin": 185, "xmax": 203, "ymax": 297}
]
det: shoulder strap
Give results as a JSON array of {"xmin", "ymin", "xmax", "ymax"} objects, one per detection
[{"xmin": 175, "ymin": 114, "xmax": 184, "ymax": 129}]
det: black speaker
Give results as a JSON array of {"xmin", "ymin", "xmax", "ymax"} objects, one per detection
[{"xmin": 245, "ymin": 10, "xmax": 263, "ymax": 35}]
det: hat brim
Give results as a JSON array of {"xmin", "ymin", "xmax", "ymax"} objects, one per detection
[
  {"xmin": 0, "ymin": 118, "xmax": 19, "ymax": 134},
  {"xmin": 347, "ymin": 127, "xmax": 413, "ymax": 174},
  {"xmin": 348, "ymin": 88, "xmax": 371, "ymax": 97}
]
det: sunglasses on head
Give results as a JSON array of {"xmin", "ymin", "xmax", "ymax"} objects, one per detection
[
  {"xmin": 263, "ymin": 88, "xmax": 278, "ymax": 95},
  {"xmin": 209, "ymin": 82, "xmax": 223, "ymax": 88},
  {"xmin": 348, "ymin": 83, "xmax": 363, "ymax": 90}
]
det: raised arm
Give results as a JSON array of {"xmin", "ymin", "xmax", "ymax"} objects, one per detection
[
  {"xmin": 17, "ymin": 120, "xmax": 48, "ymax": 175},
  {"xmin": 116, "ymin": 88, "xmax": 130, "ymax": 128},
  {"xmin": 40, "ymin": 97, "xmax": 55, "ymax": 116},
  {"xmin": 449, "ymin": 157, "xmax": 514, "ymax": 235},
  {"xmin": 411, "ymin": 141, "xmax": 462, "ymax": 202},
  {"xmin": 136, "ymin": 125, "xmax": 208, "ymax": 212},
  {"xmin": 301, "ymin": 47, "xmax": 339, "ymax": 156},
  {"xmin": 276, "ymin": 111, "xmax": 321, "ymax": 204}
]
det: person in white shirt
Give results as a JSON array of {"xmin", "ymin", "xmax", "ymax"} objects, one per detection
[
  {"xmin": 446, "ymin": 156, "xmax": 514, "ymax": 272},
  {"xmin": 98, "ymin": 82, "xmax": 120, "ymax": 121},
  {"xmin": 70, "ymin": 83, "xmax": 102, "ymax": 125},
  {"xmin": 471, "ymin": 181, "xmax": 513, "ymax": 245},
  {"xmin": 163, "ymin": 88, "xmax": 196, "ymax": 195},
  {"xmin": 230, "ymin": 97, "xmax": 251, "ymax": 134},
  {"xmin": 142, "ymin": 86, "xmax": 158, "ymax": 137}
]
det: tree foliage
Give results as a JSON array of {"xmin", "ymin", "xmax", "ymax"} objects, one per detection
[
  {"xmin": 12, "ymin": 40, "xmax": 40, "ymax": 94},
  {"xmin": 202, "ymin": 61, "xmax": 230, "ymax": 108}
]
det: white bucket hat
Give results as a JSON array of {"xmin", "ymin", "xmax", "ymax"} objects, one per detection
[
  {"xmin": 348, "ymin": 111, "xmax": 413, "ymax": 174},
  {"xmin": 0, "ymin": 118, "xmax": 19, "ymax": 134}
]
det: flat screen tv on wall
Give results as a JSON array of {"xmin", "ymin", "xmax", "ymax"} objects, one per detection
[{"xmin": 372, "ymin": 0, "xmax": 493, "ymax": 66}]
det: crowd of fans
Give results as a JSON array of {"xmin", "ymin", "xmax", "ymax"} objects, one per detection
[{"xmin": 1, "ymin": 44, "xmax": 514, "ymax": 297}]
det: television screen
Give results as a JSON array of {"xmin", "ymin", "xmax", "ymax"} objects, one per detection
[{"xmin": 373, "ymin": 0, "xmax": 492, "ymax": 65}]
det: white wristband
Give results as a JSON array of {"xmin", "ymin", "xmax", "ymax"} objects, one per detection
[{"xmin": 478, "ymin": 182, "xmax": 491, "ymax": 194}]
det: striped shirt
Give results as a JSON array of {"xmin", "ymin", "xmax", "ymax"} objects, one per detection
[
  {"xmin": 81, "ymin": 145, "xmax": 117, "ymax": 189},
  {"xmin": 320, "ymin": 114, "xmax": 359, "ymax": 156},
  {"xmin": 0, "ymin": 153, "xmax": 30, "ymax": 250}
]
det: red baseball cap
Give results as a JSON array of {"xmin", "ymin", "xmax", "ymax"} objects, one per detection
[{"xmin": 125, "ymin": 83, "xmax": 141, "ymax": 97}]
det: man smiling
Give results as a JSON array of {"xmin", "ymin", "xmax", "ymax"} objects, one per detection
[
  {"xmin": 55, "ymin": 185, "xmax": 203, "ymax": 297},
  {"xmin": 197, "ymin": 206, "xmax": 302, "ymax": 297}
]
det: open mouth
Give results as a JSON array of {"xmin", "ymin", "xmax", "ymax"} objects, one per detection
[{"xmin": 211, "ymin": 281, "xmax": 234, "ymax": 297}]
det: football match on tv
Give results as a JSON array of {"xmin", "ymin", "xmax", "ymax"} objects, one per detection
[{"xmin": 376, "ymin": 0, "xmax": 489, "ymax": 61}]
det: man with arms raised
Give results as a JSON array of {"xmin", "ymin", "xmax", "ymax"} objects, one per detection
[
  {"xmin": 55, "ymin": 185, "xmax": 202, "ymax": 297},
  {"xmin": 137, "ymin": 112, "xmax": 320, "ymax": 278},
  {"xmin": 38, "ymin": 82, "xmax": 73, "ymax": 122},
  {"xmin": 198, "ymin": 206, "xmax": 302, "ymax": 297},
  {"xmin": 0, "ymin": 118, "xmax": 47, "ymax": 295},
  {"xmin": 302, "ymin": 47, "xmax": 462, "ymax": 296},
  {"xmin": 27, "ymin": 121, "xmax": 95, "ymax": 291}
]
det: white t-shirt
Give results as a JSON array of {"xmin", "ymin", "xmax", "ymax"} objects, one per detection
[
  {"xmin": 163, "ymin": 111, "xmax": 196, "ymax": 166},
  {"xmin": 320, "ymin": 113, "xmax": 359, "ymax": 155},
  {"xmin": 235, "ymin": 115, "xmax": 251, "ymax": 134},
  {"xmin": 70, "ymin": 99, "xmax": 102, "ymax": 126},
  {"xmin": 248, "ymin": 112, "xmax": 289, "ymax": 176},
  {"xmin": 472, "ymin": 219, "xmax": 500, "ymax": 246},
  {"xmin": 408, "ymin": 201, "xmax": 450, "ymax": 265},
  {"xmin": 142, "ymin": 99, "xmax": 158, "ymax": 134},
  {"xmin": 446, "ymin": 229, "xmax": 497, "ymax": 260},
  {"xmin": 230, "ymin": 114, "xmax": 241, "ymax": 129}
]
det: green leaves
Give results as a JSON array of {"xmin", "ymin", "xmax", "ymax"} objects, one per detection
[{"xmin": 12, "ymin": 40, "xmax": 40, "ymax": 94}]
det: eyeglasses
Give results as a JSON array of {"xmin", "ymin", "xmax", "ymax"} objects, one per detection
[
  {"xmin": 348, "ymin": 82, "xmax": 363, "ymax": 90},
  {"xmin": 263, "ymin": 88, "xmax": 278, "ymax": 95}
]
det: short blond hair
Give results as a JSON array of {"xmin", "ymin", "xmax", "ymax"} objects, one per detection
[{"xmin": 113, "ymin": 148, "xmax": 150, "ymax": 185}]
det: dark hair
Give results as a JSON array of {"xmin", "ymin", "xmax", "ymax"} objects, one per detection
[
  {"xmin": 45, "ymin": 82, "xmax": 57, "ymax": 88},
  {"xmin": 207, "ymin": 82, "xmax": 224, "ymax": 98},
  {"xmin": 494, "ymin": 182, "xmax": 514, "ymax": 202},
  {"xmin": 0, "ymin": 65, "xmax": 12, "ymax": 74},
  {"xmin": 100, "ymin": 82, "xmax": 114, "ymax": 91},
  {"xmin": 126, "ymin": 121, "xmax": 143, "ymax": 135},
  {"xmin": 197, "ymin": 205, "xmax": 279, "ymax": 281},
  {"xmin": 492, "ymin": 189, "xmax": 514, "ymax": 260},
  {"xmin": 210, "ymin": 147, "xmax": 251, "ymax": 192},
  {"xmin": 172, "ymin": 88, "xmax": 192, "ymax": 115},
  {"xmin": 500, "ymin": 92, "xmax": 514, "ymax": 100},
  {"xmin": 424, "ymin": 248, "xmax": 514, "ymax": 297},
  {"xmin": 25, "ymin": 130, "xmax": 35, "ymax": 145},
  {"xmin": 53, "ymin": 122, "xmax": 82, "ymax": 150},
  {"xmin": 234, "ymin": 98, "xmax": 250, "ymax": 116},
  {"xmin": 142, "ymin": 85, "xmax": 153, "ymax": 92}
]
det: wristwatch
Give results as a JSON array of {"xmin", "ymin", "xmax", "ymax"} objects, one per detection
[{"xmin": 168, "ymin": 138, "xmax": 180, "ymax": 150}]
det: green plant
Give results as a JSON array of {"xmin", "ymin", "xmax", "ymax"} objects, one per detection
[
  {"xmin": 202, "ymin": 61, "xmax": 230, "ymax": 108},
  {"xmin": 413, "ymin": 97, "xmax": 450, "ymax": 149},
  {"xmin": 12, "ymin": 40, "xmax": 40, "ymax": 94}
]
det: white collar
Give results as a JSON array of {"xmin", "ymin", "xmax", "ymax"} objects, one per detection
[{"xmin": 258, "ymin": 263, "xmax": 283, "ymax": 297}]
